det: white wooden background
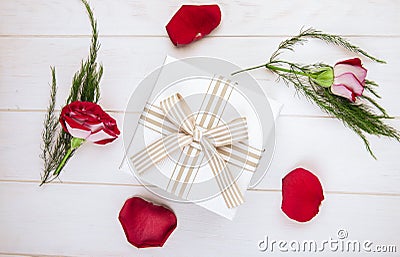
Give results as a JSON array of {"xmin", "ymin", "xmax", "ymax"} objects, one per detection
[{"xmin": 1, "ymin": 0, "xmax": 400, "ymax": 256}]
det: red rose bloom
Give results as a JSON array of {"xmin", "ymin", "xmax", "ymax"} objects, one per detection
[
  {"xmin": 166, "ymin": 5, "xmax": 221, "ymax": 46},
  {"xmin": 60, "ymin": 101, "xmax": 120, "ymax": 145},
  {"xmin": 281, "ymin": 168, "xmax": 324, "ymax": 222},
  {"xmin": 119, "ymin": 197, "xmax": 177, "ymax": 248}
]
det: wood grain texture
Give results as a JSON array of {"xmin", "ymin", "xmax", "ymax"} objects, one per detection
[
  {"xmin": 1, "ymin": 37, "xmax": 399, "ymax": 116},
  {"xmin": 1, "ymin": 0, "xmax": 399, "ymax": 256},
  {"xmin": 1, "ymin": 112, "xmax": 399, "ymax": 194},
  {"xmin": 0, "ymin": 182, "xmax": 399, "ymax": 257},
  {"xmin": 1, "ymin": 0, "xmax": 399, "ymax": 36}
]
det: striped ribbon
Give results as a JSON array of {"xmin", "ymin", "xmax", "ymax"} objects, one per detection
[{"xmin": 130, "ymin": 77, "xmax": 262, "ymax": 208}]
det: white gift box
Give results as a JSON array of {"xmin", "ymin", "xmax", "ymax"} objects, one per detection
[{"xmin": 122, "ymin": 56, "xmax": 282, "ymax": 220}]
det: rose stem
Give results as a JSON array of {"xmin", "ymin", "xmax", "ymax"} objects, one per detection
[
  {"xmin": 53, "ymin": 148, "xmax": 74, "ymax": 176},
  {"xmin": 53, "ymin": 137, "xmax": 85, "ymax": 176},
  {"xmin": 231, "ymin": 63, "xmax": 312, "ymax": 78}
]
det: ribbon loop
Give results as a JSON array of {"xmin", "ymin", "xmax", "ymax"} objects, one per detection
[
  {"xmin": 160, "ymin": 93, "xmax": 195, "ymax": 135},
  {"xmin": 203, "ymin": 117, "xmax": 248, "ymax": 147}
]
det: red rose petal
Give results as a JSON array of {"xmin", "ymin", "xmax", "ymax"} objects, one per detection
[
  {"xmin": 281, "ymin": 168, "xmax": 324, "ymax": 222},
  {"xmin": 336, "ymin": 57, "xmax": 362, "ymax": 67},
  {"xmin": 119, "ymin": 197, "xmax": 177, "ymax": 248},
  {"xmin": 334, "ymin": 57, "xmax": 367, "ymax": 84},
  {"xmin": 166, "ymin": 5, "xmax": 221, "ymax": 46}
]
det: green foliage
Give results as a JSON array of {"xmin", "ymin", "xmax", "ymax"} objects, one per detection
[
  {"xmin": 40, "ymin": 67, "xmax": 72, "ymax": 184},
  {"xmin": 300, "ymin": 28, "xmax": 386, "ymax": 64},
  {"xmin": 364, "ymin": 80, "xmax": 381, "ymax": 99},
  {"xmin": 270, "ymin": 27, "xmax": 386, "ymax": 64},
  {"xmin": 272, "ymin": 62, "xmax": 399, "ymax": 158},
  {"xmin": 67, "ymin": 0, "xmax": 103, "ymax": 104},
  {"xmin": 40, "ymin": 0, "xmax": 102, "ymax": 185},
  {"xmin": 232, "ymin": 28, "xmax": 398, "ymax": 158}
]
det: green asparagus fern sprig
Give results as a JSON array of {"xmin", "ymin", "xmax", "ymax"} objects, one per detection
[
  {"xmin": 40, "ymin": 0, "xmax": 103, "ymax": 185},
  {"xmin": 269, "ymin": 27, "xmax": 386, "ymax": 64},
  {"xmin": 277, "ymin": 63, "xmax": 399, "ymax": 158},
  {"xmin": 67, "ymin": 0, "xmax": 102, "ymax": 104},
  {"xmin": 232, "ymin": 28, "xmax": 399, "ymax": 158}
]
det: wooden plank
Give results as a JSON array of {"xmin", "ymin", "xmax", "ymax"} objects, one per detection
[
  {"xmin": 0, "ymin": 182, "xmax": 399, "ymax": 256},
  {"xmin": 259, "ymin": 116, "xmax": 400, "ymax": 194},
  {"xmin": 0, "ymin": 37, "xmax": 398, "ymax": 116},
  {"xmin": 0, "ymin": 0, "xmax": 399, "ymax": 36},
  {"xmin": 1, "ymin": 112, "xmax": 399, "ymax": 194}
]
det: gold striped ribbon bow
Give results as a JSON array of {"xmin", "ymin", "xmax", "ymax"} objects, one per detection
[{"xmin": 131, "ymin": 77, "xmax": 262, "ymax": 208}]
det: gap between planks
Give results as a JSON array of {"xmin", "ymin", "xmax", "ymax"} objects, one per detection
[
  {"xmin": 1, "ymin": 179, "xmax": 399, "ymax": 197},
  {"xmin": 1, "ymin": 34, "xmax": 400, "ymax": 39},
  {"xmin": 0, "ymin": 252, "xmax": 77, "ymax": 257},
  {"xmin": 0, "ymin": 109, "xmax": 399, "ymax": 119}
]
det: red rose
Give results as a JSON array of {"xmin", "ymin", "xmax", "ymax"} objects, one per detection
[{"xmin": 60, "ymin": 101, "xmax": 120, "ymax": 145}]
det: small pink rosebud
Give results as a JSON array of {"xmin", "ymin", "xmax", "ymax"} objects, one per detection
[{"xmin": 331, "ymin": 58, "xmax": 367, "ymax": 102}]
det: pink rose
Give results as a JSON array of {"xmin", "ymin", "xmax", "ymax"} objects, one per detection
[
  {"xmin": 60, "ymin": 101, "xmax": 120, "ymax": 145},
  {"xmin": 331, "ymin": 58, "xmax": 367, "ymax": 102}
]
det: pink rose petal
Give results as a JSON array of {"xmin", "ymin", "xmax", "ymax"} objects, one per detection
[
  {"xmin": 333, "ymin": 72, "xmax": 364, "ymax": 96},
  {"xmin": 334, "ymin": 64, "xmax": 367, "ymax": 83}
]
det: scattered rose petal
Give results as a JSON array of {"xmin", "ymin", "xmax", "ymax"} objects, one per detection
[
  {"xmin": 166, "ymin": 5, "xmax": 221, "ymax": 46},
  {"xmin": 281, "ymin": 168, "xmax": 324, "ymax": 222},
  {"xmin": 119, "ymin": 197, "xmax": 177, "ymax": 248}
]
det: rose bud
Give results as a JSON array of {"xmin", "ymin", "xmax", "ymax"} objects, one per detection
[
  {"xmin": 331, "ymin": 58, "xmax": 367, "ymax": 102},
  {"xmin": 310, "ymin": 66, "xmax": 334, "ymax": 88},
  {"xmin": 166, "ymin": 5, "xmax": 221, "ymax": 46},
  {"xmin": 60, "ymin": 101, "xmax": 120, "ymax": 145},
  {"xmin": 281, "ymin": 168, "xmax": 324, "ymax": 222},
  {"xmin": 119, "ymin": 197, "xmax": 177, "ymax": 248}
]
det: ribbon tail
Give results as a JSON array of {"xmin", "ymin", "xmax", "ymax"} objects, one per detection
[
  {"xmin": 217, "ymin": 142, "xmax": 263, "ymax": 173},
  {"xmin": 202, "ymin": 138, "xmax": 244, "ymax": 208}
]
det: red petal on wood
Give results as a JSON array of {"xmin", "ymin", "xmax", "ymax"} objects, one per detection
[
  {"xmin": 281, "ymin": 168, "xmax": 324, "ymax": 222},
  {"xmin": 166, "ymin": 5, "xmax": 221, "ymax": 46},
  {"xmin": 119, "ymin": 197, "xmax": 177, "ymax": 248}
]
